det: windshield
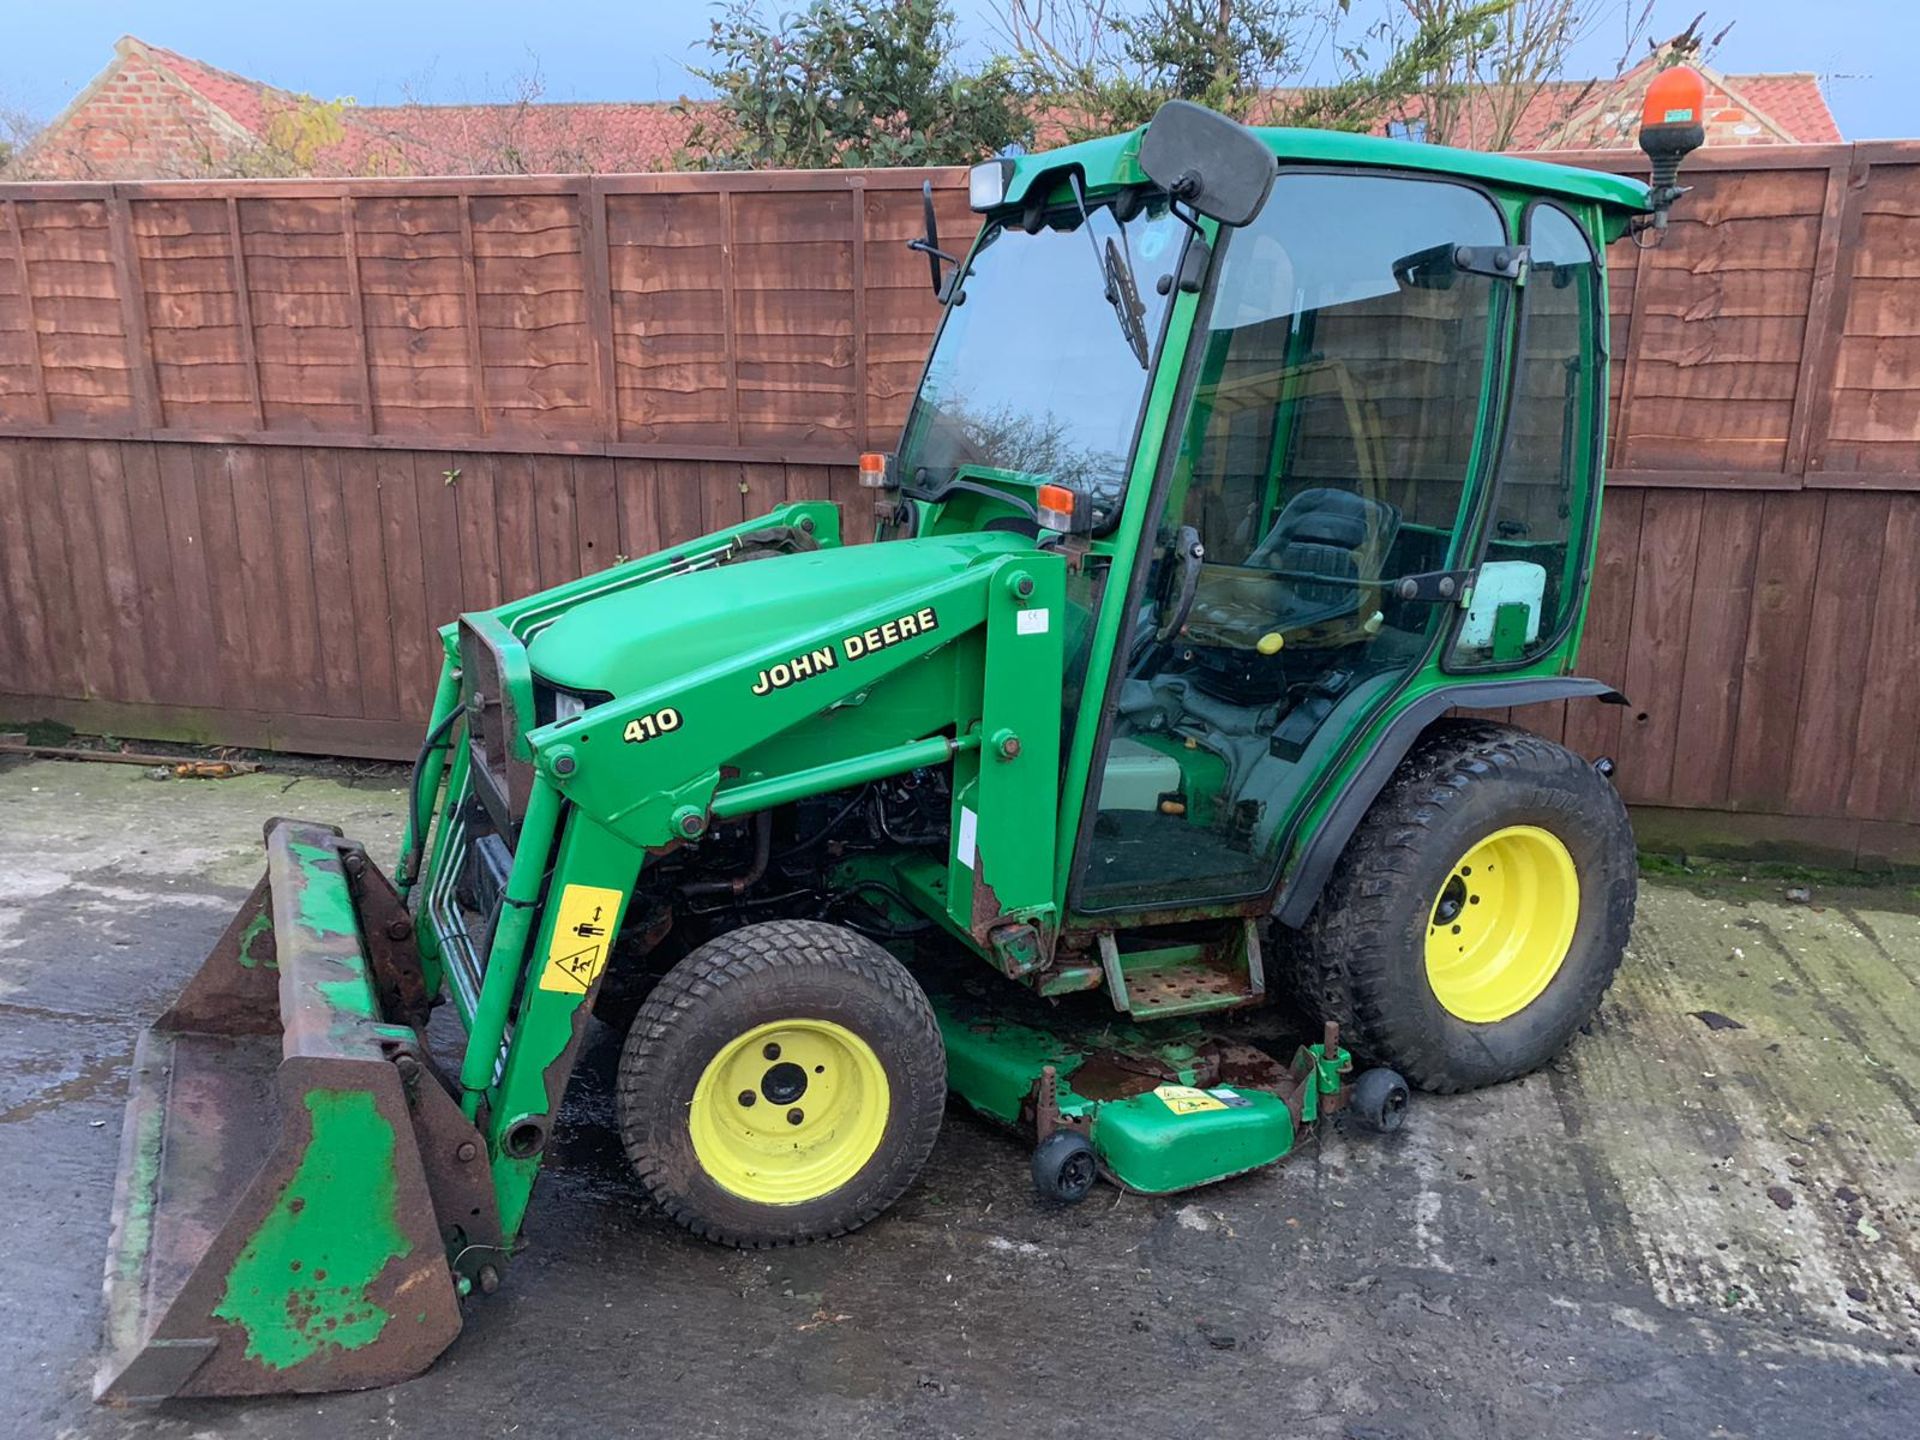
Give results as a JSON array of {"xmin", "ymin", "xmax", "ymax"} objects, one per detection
[{"xmin": 897, "ymin": 199, "xmax": 1185, "ymax": 517}]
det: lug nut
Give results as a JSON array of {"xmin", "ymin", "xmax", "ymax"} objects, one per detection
[
  {"xmin": 738, "ymin": 1090, "xmax": 756, "ymax": 1107},
  {"xmin": 786, "ymin": 1108, "xmax": 804, "ymax": 1126},
  {"xmin": 763, "ymin": 1042, "xmax": 781, "ymax": 1060}
]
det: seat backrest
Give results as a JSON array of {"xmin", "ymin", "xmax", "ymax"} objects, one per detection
[{"xmin": 1248, "ymin": 487, "xmax": 1400, "ymax": 594}]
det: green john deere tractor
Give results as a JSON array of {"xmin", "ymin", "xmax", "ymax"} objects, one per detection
[{"xmin": 98, "ymin": 95, "xmax": 1709, "ymax": 1401}]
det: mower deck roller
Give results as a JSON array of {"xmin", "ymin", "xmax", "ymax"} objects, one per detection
[{"xmin": 96, "ymin": 819, "xmax": 491, "ymax": 1402}]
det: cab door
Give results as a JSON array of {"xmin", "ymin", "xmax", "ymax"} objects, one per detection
[{"xmin": 1071, "ymin": 170, "xmax": 1516, "ymax": 914}]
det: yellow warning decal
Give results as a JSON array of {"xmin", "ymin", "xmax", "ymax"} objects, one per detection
[
  {"xmin": 1152, "ymin": 1084, "xmax": 1228, "ymax": 1115},
  {"xmin": 537, "ymin": 884, "xmax": 625, "ymax": 995}
]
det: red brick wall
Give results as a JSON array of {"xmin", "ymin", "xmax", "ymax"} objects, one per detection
[{"xmin": 17, "ymin": 52, "xmax": 253, "ymax": 181}]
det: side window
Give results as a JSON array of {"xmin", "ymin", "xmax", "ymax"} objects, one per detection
[
  {"xmin": 1451, "ymin": 204, "xmax": 1599, "ymax": 666},
  {"xmin": 1076, "ymin": 172, "xmax": 1510, "ymax": 914}
]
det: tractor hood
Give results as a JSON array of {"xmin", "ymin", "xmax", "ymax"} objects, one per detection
[{"xmin": 525, "ymin": 532, "xmax": 1031, "ymax": 698}]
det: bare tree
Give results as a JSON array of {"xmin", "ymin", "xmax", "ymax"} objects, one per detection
[
  {"xmin": 1000, "ymin": 0, "xmax": 1510, "ymax": 141},
  {"xmin": 0, "ymin": 103, "xmax": 43, "ymax": 174},
  {"xmin": 1392, "ymin": 3, "xmax": 1729, "ymax": 151}
]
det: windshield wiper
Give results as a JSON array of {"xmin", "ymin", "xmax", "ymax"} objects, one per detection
[{"xmin": 1069, "ymin": 174, "xmax": 1149, "ymax": 370}]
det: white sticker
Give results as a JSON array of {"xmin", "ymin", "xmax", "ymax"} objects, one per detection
[
  {"xmin": 1016, "ymin": 608, "xmax": 1051, "ymax": 636},
  {"xmin": 956, "ymin": 805, "xmax": 978, "ymax": 869}
]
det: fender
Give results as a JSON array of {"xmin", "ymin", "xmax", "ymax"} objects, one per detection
[{"xmin": 1270, "ymin": 677, "xmax": 1627, "ymax": 929}]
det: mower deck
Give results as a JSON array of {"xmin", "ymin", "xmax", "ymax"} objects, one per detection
[{"xmin": 928, "ymin": 979, "xmax": 1350, "ymax": 1195}]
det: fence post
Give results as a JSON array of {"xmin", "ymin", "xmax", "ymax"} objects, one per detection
[{"xmin": 107, "ymin": 190, "xmax": 163, "ymax": 430}]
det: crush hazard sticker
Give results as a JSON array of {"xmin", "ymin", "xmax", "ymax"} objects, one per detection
[
  {"xmin": 537, "ymin": 884, "xmax": 625, "ymax": 995},
  {"xmin": 1152, "ymin": 1084, "xmax": 1227, "ymax": 1115}
]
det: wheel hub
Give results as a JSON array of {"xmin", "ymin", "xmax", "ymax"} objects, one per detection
[
  {"xmin": 1424, "ymin": 825, "xmax": 1580, "ymax": 1024},
  {"xmin": 760, "ymin": 1061, "xmax": 808, "ymax": 1105},
  {"xmin": 689, "ymin": 1019, "xmax": 890, "ymax": 1205}
]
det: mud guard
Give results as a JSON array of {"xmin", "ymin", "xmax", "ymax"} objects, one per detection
[{"xmin": 1270, "ymin": 677, "xmax": 1626, "ymax": 929}]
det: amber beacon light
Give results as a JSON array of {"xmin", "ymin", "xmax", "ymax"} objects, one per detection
[{"xmin": 1637, "ymin": 65, "xmax": 1708, "ymax": 228}]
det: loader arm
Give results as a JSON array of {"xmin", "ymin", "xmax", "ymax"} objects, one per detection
[{"xmin": 416, "ymin": 516, "xmax": 1069, "ymax": 1241}]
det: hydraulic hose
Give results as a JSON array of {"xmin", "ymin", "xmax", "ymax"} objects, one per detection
[{"xmin": 398, "ymin": 704, "xmax": 464, "ymax": 891}]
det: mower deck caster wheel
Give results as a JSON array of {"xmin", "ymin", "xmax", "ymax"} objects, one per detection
[
  {"xmin": 1032, "ymin": 1130, "xmax": 1098, "ymax": 1203},
  {"xmin": 1350, "ymin": 1068, "xmax": 1410, "ymax": 1133}
]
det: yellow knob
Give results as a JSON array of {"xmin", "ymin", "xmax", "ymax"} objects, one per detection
[{"xmin": 1256, "ymin": 631, "xmax": 1285, "ymax": 655}]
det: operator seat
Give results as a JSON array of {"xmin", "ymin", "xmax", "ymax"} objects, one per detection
[{"xmin": 1243, "ymin": 487, "xmax": 1401, "ymax": 631}]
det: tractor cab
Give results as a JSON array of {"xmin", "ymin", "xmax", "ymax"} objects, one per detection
[{"xmin": 882, "ymin": 108, "xmax": 1643, "ymax": 941}]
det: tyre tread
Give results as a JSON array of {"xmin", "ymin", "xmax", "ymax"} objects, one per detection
[
  {"xmin": 1290, "ymin": 720, "xmax": 1636, "ymax": 1093},
  {"xmin": 615, "ymin": 919, "xmax": 944, "ymax": 1248}
]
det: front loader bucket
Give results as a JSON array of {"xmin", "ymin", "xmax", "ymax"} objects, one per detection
[{"xmin": 96, "ymin": 819, "xmax": 484, "ymax": 1403}]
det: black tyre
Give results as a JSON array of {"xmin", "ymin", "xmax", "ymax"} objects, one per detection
[
  {"xmin": 1348, "ymin": 1068, "xmax": 1410, "ymax": 1133},
  {"xmin": 1290, "ymin": 720, "xmax": 1635, "ymax": 1093},
  {"xmin": 616, "ymin": 920, "xmax": 946, "ymax": 1247},
  {"xmin": 1031, "ymin": 1130, "xmax": 1098, "ymax": 1203}
]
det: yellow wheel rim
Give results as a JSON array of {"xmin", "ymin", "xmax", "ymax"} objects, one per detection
[
  {"xmin": 688, "ymin": 1019, "xmax": 890, "ymax": 1205},
  {"xmin": 1424, "ymin": 825, "xmax": 1580, "ymax": 1024}
]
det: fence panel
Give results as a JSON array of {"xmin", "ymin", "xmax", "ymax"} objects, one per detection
[{"xmin": 0, "ymin": 148, "xmax": 1915, "ymax": 855}]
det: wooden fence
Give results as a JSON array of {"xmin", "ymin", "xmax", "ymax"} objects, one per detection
[{"xmin": 0, "ymin": 146, "xmax": 1916, "ymax": 862}]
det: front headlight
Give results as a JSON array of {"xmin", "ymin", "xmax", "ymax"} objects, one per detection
[{"xmin": 552, "ymin": 690, "xmax": 588, "ymax": 723}]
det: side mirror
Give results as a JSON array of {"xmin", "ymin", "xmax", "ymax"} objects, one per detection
[
  {"xmin": 1637, "ymin": 64, "xmax": 1707, "ymax": 230},
  {"xmin": 1138, "ymin": 100, "xmax": 1275, "ymax": 228},
  {"xmin": 906, "ymin": 179, "xmax": 959, "ymax": 296}
]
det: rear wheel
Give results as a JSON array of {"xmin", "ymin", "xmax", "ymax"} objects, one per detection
[
  {"xmin": 616, "ymin": 920, "xmax": 945, "ymax": 1247},
  {"xmin": 1290, "ymin": 721, "xmax": 1635, "ymax": 1092}
]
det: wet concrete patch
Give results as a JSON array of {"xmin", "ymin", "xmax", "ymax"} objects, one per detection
[{"xmin": 0, "ymin": 757, "xmax": 1915, "ymax": 1439}]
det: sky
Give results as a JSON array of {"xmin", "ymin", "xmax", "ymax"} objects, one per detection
[{"xmin": 2, "ymin": 0, "xmax": 1914, "ymax": 142}]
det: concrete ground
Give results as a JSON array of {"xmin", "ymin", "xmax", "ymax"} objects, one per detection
[{"xmin": 1, "ymin": 756, "xmax": 1916, "ymax": 1440}]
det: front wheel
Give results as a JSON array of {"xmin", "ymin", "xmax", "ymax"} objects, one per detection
[
  {"xmin": 1289, "ymin": 721, "xmax": 1635, "ymax": 1093},
  {"xmin": 616, "ymin": 920, "xmax": 946, "ymax": 1247}
]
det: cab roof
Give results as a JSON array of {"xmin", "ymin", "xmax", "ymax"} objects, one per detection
[{"xmin": 1002, "ymin": 124, "xmax": 1652, "ymax": 214}]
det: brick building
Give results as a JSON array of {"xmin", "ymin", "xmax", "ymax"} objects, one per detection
[{"xmin": 6, "ymin": 33, "xmax": 1842, "ymax": 181}]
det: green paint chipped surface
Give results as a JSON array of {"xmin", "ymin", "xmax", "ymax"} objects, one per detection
[
  {"xmin": 104, "ymin": 1088, "xmax": 166, "ymax": 1355},
  {"xmin": 286, "ymin": 838, "xmax": 377, "ymax": 1019},
  {"xmin": 213, "ymin": 1089, "xmax": 410, "ymax": 1371},
  {"xmin": 286, "ymin": 840, "xmax": 361, "ymax": 938},
  {"xmin": 236, "ymin": 909, "xmax": 275, "ymax": 970}
]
